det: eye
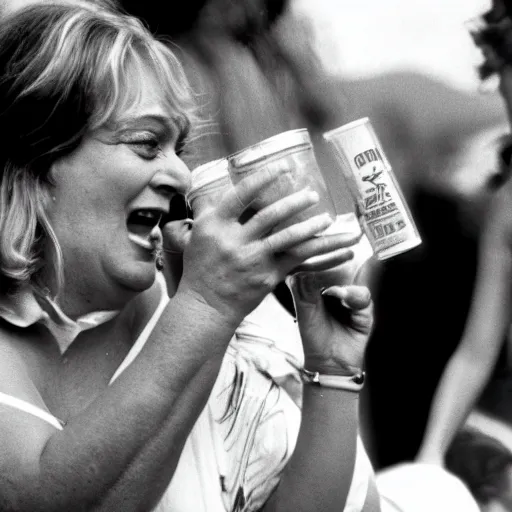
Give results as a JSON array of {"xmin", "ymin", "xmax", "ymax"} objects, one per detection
[
  {"xmin": 124, "ymin": 133, "xmax": 161, "ymax": 159},
  {"xmin": 134, "ymin": 138, "xmax": 160, "ymax": 158}
]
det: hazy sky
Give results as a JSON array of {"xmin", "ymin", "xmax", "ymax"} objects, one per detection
[{"xmin": 296, "ymin": 0, "xmax": 492, "ymax": 92}]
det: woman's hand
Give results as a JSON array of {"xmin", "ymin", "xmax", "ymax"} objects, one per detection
[
  {"xmin": 161, "ymin": 218, "xmax": 193, "ymax": 296},
  {"xmin": 288, "ymin": 274, "xmax": 374, "ymax": 374},
  {"xmin": 263, "ymin": 277, "xmax": 374, "ymax": 512},
  {"xmin": 177, "ymin": 171, "xmax": 361, "ymax": 325}
]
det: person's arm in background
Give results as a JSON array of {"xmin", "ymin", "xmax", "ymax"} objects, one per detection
[
  {"xmin": 261, "ymin": 9, "xmax": 350, "ymax": 133},
  {"xmin": 417, "ymin": 183, "xmax": 512, "ymax": 464}
]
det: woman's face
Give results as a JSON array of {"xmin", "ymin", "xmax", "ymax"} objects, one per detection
[{"xmin": 47, "ymin": 73, "xmax": 191, "ymax": 313}]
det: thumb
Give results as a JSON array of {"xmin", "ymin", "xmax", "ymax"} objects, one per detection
[
  {"xmin": 322, "ymin": 285, "xmax": 372, "ymax": 310},
  {"xmin": 162, "ymin": 219, "xmax": 193, "ymax": 253}
]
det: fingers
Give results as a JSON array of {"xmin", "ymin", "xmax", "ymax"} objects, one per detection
[
  {"xmin": 352, "ymin": 259, "xmax": 376, "ymax": 287},
  {"xmin": 322, "ymin": 285, "xmax": 373, "ymax": 334},
  {"xmin": 268, "ymin": 226, "xmax": 362, "ymax": 263},
  {"xmin": 244, "ymin": 187, "xmax": 321, "ymax": 238},
  {"xmin": 292, "ymin": 244, "xmax": 359, "ymax": 273},
  {"xmin": 263, "ymin": 213, "xmax": 334, "ymax": 253},
  {"xmin": 216, "ymin": 170, "xmax": 278, "ymax": 220}
]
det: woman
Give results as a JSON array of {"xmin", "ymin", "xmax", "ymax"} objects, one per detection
[
  {"xmin": 418, "ymin": 0, "xmax": 512, "ymax": 467},
  {"xmin": 0, "ymin": 3, "xmax": 376, "ymax": 511}
]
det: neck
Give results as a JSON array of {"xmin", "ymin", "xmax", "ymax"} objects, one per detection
[{"xmin": 55, "ymin": 279, "xmax": 136, "ymax": 320}]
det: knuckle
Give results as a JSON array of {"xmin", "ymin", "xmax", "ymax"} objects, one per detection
[
  {"xmin": 250, "ymin": 207, "xmax": 269, "ymax": 226},
  {"xmin": 222, "ymin": 241, "xmax": 243, "ymax": 264},
  {"xmin": 320, "ymin": 236, "xmax": 342, "ymax": 252},
  {"xmin": 256, "ymin": 201, "xmax": 287, "ymax": 227},
  {"xmin": 286, "ymin": 245, "xmax": 305, "ymax": 260},
  {"xmin": 198, "ymin": 222, "xmax": 219, "ymax": 243},
  {"xmin": 263, "ymin": 236, "xmax": 275, "ymax": 253},
  {"xmin": 262, "ymin": 272, "xmax": 278, "ymax": 291},
  {"xmin": 249, "ymin": 271, "xmax": 278, "ymax": 293}
]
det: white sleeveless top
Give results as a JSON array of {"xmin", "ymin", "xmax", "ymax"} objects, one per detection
[{"xmin": 0, "ymin": 274, "xmax": 373, "ymax": 512}]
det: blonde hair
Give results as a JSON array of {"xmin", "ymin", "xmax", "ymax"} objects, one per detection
[{"xmin": 0, "ymin": 3, "xmax": 196, "ymax": 297}]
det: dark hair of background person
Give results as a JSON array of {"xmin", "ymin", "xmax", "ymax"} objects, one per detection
[
  {"xmin": 472, "ymin": 0, "xmax": 512, "ymax": 79},
  {"xmin": 118, "ymin": 0, "xmax": 288, "ymax": 41},
  {"xmin": 445, "ymin": 428, "xmax": 512, "ymax": 506}
]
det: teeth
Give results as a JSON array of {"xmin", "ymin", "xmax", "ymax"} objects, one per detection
[
  {"xmin": 130, "ymin": 210, "xmax": 163, "ymax": 224},
  {"xmin": 136, "ymin": 211, "xmax": 157, "ymax": 220},
  {"xmin": 127, "ymin": 209, "xmax": 164, "ymax": 251}
]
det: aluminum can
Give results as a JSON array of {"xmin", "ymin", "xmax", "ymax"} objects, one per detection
[{"xmin": 323, "ymin": 117, "xmax": 421, "ymax": 260}]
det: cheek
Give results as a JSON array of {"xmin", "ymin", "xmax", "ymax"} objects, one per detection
[
  {"xmin": 52, "ymin": 158, "xmax": 147, "ymax": 214},
  {"xmin": 47, "ymin": 180, "xmax": 129, "ymax": 244}
]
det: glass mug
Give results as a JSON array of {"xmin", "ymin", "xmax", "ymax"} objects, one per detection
[
  {"xmin": 188, "ymin": 158, "xmax": 231, "ymax": 214},
  {"xmin": 228, "ymin": 129, "xmax": 355, "ymax": 273}
]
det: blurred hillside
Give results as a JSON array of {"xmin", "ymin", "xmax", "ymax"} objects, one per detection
[
  {"xmin": 313, "ymin": 70, "xmax": 508, "ymax": 205},
  {"xmin": 340, "ymin": 71, "xmax": 506, "ymax": 140}
]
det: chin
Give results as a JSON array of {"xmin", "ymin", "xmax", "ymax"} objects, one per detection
[{"xmin": 114, "ymin": 260, "xmax": 158, "ymax": 295}]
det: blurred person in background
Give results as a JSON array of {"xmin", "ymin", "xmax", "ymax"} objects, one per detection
[
  {"xmin": 366, "ymin": 118, "xmax": 511, "ymax": 468},
  {"xmin": 120, "ymin": 0, "xmax": 358, "ymax": 205},
  {"xmin": 417, "ymin": 0, "xmax": 512, "ymax": 470}
]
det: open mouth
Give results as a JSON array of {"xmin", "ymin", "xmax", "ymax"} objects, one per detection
[{"xmin": 127, "ymin": 209, "xmax": 164, "ymax": 251}]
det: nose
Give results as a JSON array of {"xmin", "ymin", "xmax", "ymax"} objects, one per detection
[{"xmin": 150, "ymin": 150, "xmax": 191, "ymax": 197}]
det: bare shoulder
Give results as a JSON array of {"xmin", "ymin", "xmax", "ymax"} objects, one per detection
[
  {"xmin": 0, "ymin": 324, "xmax": 59, "ymax": 510},
  {"xmin": 0, "ymin": 323, "xmax": 43, "ymax": 394},
  {"xmin": 0, "ymin": 324, "xmax": 58, "ymax": 488}
]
